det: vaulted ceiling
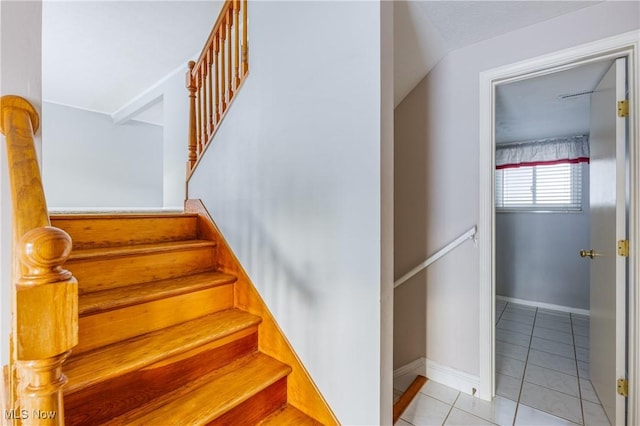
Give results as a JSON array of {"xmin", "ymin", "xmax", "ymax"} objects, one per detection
[
  {"xmin": 393, "ymin": 1, "xmax": 601, "ymax": 106},
  {"xmin": 43, "ymin": 1, "xmax": 222, "ymax": 115},
  {"xmin": 43, "ymin": 0, "xmax": 605, "ymax": 128}
]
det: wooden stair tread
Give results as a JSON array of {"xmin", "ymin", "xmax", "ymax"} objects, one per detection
[
  {"xmin": 257, "ymin": 405, "xmax": 323, "ymax": 425},
  {"xmin": 79, "ymin": 271, "xmax": 237, "ymax": 315},
  {"xmin": 51, "ymin": 213, "xmax": 200, "ymax": 249},
  {"xmin": 67, "ymin": 239, "xmax": 215, "ymax": 260},
  {"xmin": 105, "ymin": 353, "xmax": 292, "ymax": 426},
  {"xmin": 64, "ymin": 309, "xmax": 261, "ymax": 394}
]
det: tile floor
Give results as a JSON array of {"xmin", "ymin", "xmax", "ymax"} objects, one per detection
[{"xmin": 394, "ymin": 301, "xmax": 611, "ymax": 426}]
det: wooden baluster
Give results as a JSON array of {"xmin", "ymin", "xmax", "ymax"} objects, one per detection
[
  {"xmin": 201, "ymin": 54, "xmax": 209, "ymax": 139},
  {"xmin": 242, "ymin": 0, "xmax": 248, "ymax": 76},
  {"xmin": 213, "ymin": 34, "xmax": 220, "ymax": 124},
  {"xmin": 220, "ymin": 18, "xmax": 227, "ymax": 111},
  {"xmin": 227, "ymin": 7, "xmax": 233, "ymax": 99},
  {"xmin": 234, "ymin": 0, "xmax": 240, "ymax": 89},
  {"xmin": 199, "ymin": 64, "xmax": 207, "ymax": 149},
  {"xmin": 186, "ymin": 61, "xmax": 197, "ymax": 171},
  {"xmin": 193, "ymin": 72, "xmax": 201, "ymax": 156},
  {"xmin": 207, "ymin": 48, "xmax": 214, "ymax": 133}
]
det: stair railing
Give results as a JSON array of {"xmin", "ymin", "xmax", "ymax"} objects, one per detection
[
  {"xmin": 0, "ymin": 95, "xmax": 78, "ymax": 426},
  {"xmin": 186, "ymin": 0, "xmax": 248, "ymax": 178},
  {"xmin": 394, "ymin": 226, "xmax": 478, "ymax": 288}
]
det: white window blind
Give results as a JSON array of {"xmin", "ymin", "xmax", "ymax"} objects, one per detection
[{"xmin": 495, "ymin": 163, "xmax": 583, "ymax": 212}]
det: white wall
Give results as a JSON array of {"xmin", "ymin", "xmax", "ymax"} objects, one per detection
[
  {"xmin": 395, "ymin": 1, "xmax": 639, "ymax": 379},
  {"xmin": 188, "ymin": 2, "xmax": 390, "ymax": 423},
  {"xmin": 112, "ymin": 64, "xmax": 192, "ymax": 209},
  {"xmin": 42, "ymin": 102, "xmax": 163, "ymax": 209},
  {"xmin": 0, "ymin": 0, "xmax": 42, "ymax": 366},
  {"xmin": 160, "ymin": 69, "xmax": 189, "ymax": 209},
  {"xmin": 496, "ymin": 163, "xmax": 590, "ymax": 310}
]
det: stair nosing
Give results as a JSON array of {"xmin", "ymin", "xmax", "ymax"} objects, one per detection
[
  {"xmin": 78, "ymin": 271, "xmax": 237, "ymax": 316},
  {"xmin": 64, "ymin": 309, "xmax": 262, "ymax": 395},
  {"xmin": 50, "ymin": 213, "xmax": 198, "ymax": 220},
  {"xmin": 67, "ymin": 239, "xmax": 216, "ymax": 261}
]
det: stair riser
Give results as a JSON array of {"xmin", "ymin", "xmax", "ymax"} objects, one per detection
[
  {"xmin": 67, "ymin": 248, "xmax": 217, "ymax": 293},
  {"xmin": 208, "ymin": 378, "xmax": 288, "ymax": 426},
  {"xmin": 65, "ymin": 331, "xmax": 258, "ymax": 426},
  {"xmin": 75, "ymin": 284, "xmax": 234, "ymax": 354},
  {"xmin": 51, "ymin": 215, "xmax": 198, "ymax": 249}
]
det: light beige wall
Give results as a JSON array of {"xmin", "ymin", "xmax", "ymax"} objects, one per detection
[
  {"xmin": 394, "ymin": 1, "xmax": 640, "ymax": 378},
  {"xmin": 393, "ymin": 88, "xmax": 429, "ymax": 369}
]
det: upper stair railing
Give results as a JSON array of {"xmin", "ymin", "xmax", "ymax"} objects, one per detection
[
  {"xmin": 0, "ymin": 95, "xmax": 78, "ymax": 426},
  {"xmin": 186, "ymin": 0, "xmax": 248, "ymax": 178}
]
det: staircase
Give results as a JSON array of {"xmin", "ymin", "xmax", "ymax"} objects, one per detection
[{"xmin": 50, "ymin": 207, "xmax": 334, "ymax": 425}]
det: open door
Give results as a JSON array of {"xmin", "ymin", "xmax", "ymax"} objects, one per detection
[{"xmin": 587, "ymin": 57, "xmax": 627, "ymax": 425}]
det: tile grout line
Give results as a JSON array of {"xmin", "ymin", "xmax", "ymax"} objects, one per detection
[
  {"xmin": 439, "ymin": 392, "xmax": 461, "ymax": 426},
  {"xmin": 570, "ymin": 312, "xmax": 586, "ymax": 425},
  {"xmin": 511, "ymin": 303, "xmax": 538, "ymax": 426}
]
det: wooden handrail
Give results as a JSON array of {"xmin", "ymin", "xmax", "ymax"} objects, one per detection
[
  {"xmin": 186, "ymin": 0, "xmax": 249, "ymax": 179},
  {"xmin": 0, "ymin": 95, "xmax": 78, "ymax": 425}
]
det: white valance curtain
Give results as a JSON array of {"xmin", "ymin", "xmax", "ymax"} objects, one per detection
[{"xmin": 496, "ymin": 135, "xmax": 589, "ymax": 169}]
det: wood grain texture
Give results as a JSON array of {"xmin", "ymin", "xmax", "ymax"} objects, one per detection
[
  {"xmin": 75, "ymin": 284, "xmax": 234, "ymax": 354},
  {"xmin": 2, "ymin": 95, "xmax": 77, "ymax": 425},
  {"xmin": 186, "ymin": 199, "xmax": 339, "ymax": 425},
  {"xmin": 66, "ymin": 243, "xmax": 217, "ymax": 293},
  {"xmin": 78, "ymin": 271, "xmax": 236, "ymax": 316},
  {"xmin": 51, "ymin": 214, "xmax": 198, "ymax": 249},
  {"xmin": 185, "ymin": 0, "xmax": 249, "ymax": 178},
  {"xmin": 258, "ymin": 405, "xmax": 323, "ymax": 425},
  {"xmin": 65, "ymin": 333, "xmax": 258, "ymax": 426},
  {"xmin": 208, "ymin": 378, "xmax": 287, "ymax": 426},
  {"xmin": 0, "ymin": 95, "xmax": 48, "ymax": 239},
  {"xmin": 16, "ymin": 227, "xmax": 78, "ymax": 359},
  {"xmin": 392, "ymin": 375, "xmax": 427, "ymax": 424},
  {"xmin": 104, "ymin": 353, "xmax": 291, "ymax": 426},
  {"xmin": 65, "ymin": 309, "xmax": 261, "ymax": 394}
]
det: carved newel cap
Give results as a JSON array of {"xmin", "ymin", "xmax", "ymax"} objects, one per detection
[{"xmin": 18, "ymin": 226, "xmax": 73, "ymax": 285}]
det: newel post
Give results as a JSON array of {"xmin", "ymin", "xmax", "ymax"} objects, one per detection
[
  {"xmin": 13, "ymin": 226, "xmax": 77, "ymax": 426},
  {"xmin": 187, "ymin": 61, "xmax": 198, "ymax": 172},
  {"xmin": 1, "ymin": 96, "xmax": 78, "ymax": 426}
]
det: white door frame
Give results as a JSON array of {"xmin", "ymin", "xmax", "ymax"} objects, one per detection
[{"xmin": 478, "ymin": 30, "xmax": 640, "ymax": 424}]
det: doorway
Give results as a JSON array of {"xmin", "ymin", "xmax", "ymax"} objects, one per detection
[
  {"xmin": 492, "ymin": 60, "xmax": 610, "ymax": 424},
  {"xmin": 478, "ymin": 32, "xmax": 639, "ymax": 426}
]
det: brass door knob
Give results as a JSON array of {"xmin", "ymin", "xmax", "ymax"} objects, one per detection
[{"xmin": 580, "ymin": 249, "xmax": 595, "ymax": 259}]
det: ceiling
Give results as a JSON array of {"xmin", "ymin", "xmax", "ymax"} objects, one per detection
[
  {"xmin": 495, "ymin": 59, "xmax": 614, "ymax": 144},
  {"xmin": 43, "ymin": 1, "xmax": 222, "ymax": 119},
  {"xmin": 495, "ymin": 60, "xmax": 613, "ymax": 144},
  {"xmin": 42, "ymin": 1, "xmax": 605, "ymax": 128},
  {"xmin": 393, "ymin": 1, "xmax": 602, "ymax": 106}
]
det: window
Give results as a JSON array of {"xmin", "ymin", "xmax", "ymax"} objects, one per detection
[{"xmin": 495, "ymin": 162, "xmax": 583, "ymax": 212}]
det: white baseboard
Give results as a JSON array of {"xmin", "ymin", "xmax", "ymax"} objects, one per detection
[
  {"xmin": 426, "ymin": 359, "xmax": 480, "ymax": 397},
  {"xmin": 393, "ymin": 358, "xmax": 426, "ymax": 379},
  {"xmin": 394, "ymin": 357, "xmax": 480, "ymax": 397},
  {"xmin": 393, "ymin": 358, "xmax": 427, "ymax": 393},
  {"xmin": 497, "ymin": 295, "xmax": 590, "ymax": 316}
]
